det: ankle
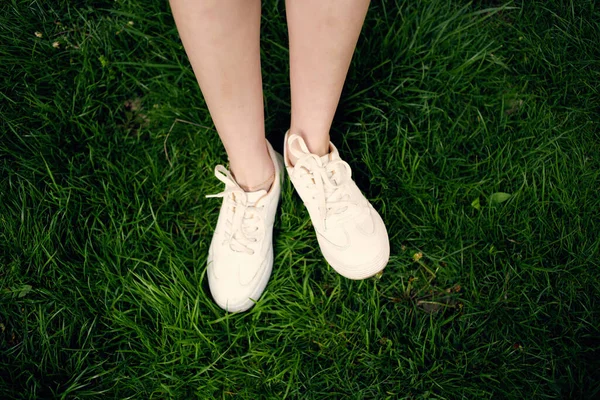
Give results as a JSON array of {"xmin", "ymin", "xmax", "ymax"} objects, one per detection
[
  {"xmin": 287, "ymin": 130, "xmax": 330, "ymax": 166},
  {"xmin": 237, "ymin": 171, "xmax": 274, "ymax": 192},
  {"xmin": 232, "ymin": 161, "xmax": 275, "ymax": 192}
]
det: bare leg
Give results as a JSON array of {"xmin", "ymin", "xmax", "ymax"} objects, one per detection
[
  {"xmin": 170, "ymin": 0, "xmax": 273, "ymax": 191},
  {"xmin": 286, "ymin": 0, "xmax": 370, "ymax": 163}
]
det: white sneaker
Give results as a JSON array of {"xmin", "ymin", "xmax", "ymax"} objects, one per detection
[
  {"xmin": 206, "ymin": 140, "xmax": 283, "ymax": 312},
  {"xmin": 284, "ymin": 131, "xmax": 389, "ymax": 280}
]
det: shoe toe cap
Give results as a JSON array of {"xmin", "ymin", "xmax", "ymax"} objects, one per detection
[
  {"xmin": 318, "ymin": 211, "xmax": 390, "ymax": 279},
  {"xmin": 207, "ymin": 253, "xmax": 272, "ymax": 312},
  {"xmin": 210, "ymin": 289, "xmax": 255, "ymax": 313},
  {"xmin": 208, "ymin": 275, "xmax": 253, "ymax": 312}
]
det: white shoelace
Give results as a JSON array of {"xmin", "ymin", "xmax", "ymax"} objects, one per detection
[
  {"xmin": 206, "ymin": 165, "xmax": 265, "ymax": 255},
  {"xmin": 289, "ymin": 136, "xmax": 356, "ymax": 229}
]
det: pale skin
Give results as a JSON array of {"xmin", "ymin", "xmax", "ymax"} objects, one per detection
[{"xmin": 169, "ymin": 0, "xmax": 370, "ymax": 191}]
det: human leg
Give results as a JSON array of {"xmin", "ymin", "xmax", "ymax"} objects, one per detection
[
  {"xmin": 285, "ymin": 0, "xmax": 370, "ymax": 163},
  {"xmin": 170, "ymin": 0, "xmax": 273, "ymax": 191}
]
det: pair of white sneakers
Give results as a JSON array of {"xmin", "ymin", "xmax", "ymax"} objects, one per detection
[{"xmin": 206, "ymin": 131, "xmax": 390, "ymax": 312}]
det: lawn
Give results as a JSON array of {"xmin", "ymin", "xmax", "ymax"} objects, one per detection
[{"xmin": 1, "ymin": 0, "xmax": 599, "ymax": 398}]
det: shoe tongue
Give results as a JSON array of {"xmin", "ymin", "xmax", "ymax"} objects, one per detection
[{"xmin": 245, "ymin": 189, "xmax": 268, "ymax": 205}]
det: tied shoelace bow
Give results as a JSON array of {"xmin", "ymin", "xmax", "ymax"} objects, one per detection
[
  {"xmin": 289, "ymin": 136, "xmax": 356, "ymax": 229},
  {"xmin": 206, "ymin": 165, "xmax": 265, "ymax": 255}
]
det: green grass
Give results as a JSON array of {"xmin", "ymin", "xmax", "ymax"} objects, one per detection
[{"xmin": 1, "ymin": 0, "xmax": 599, "ymax": 398}]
